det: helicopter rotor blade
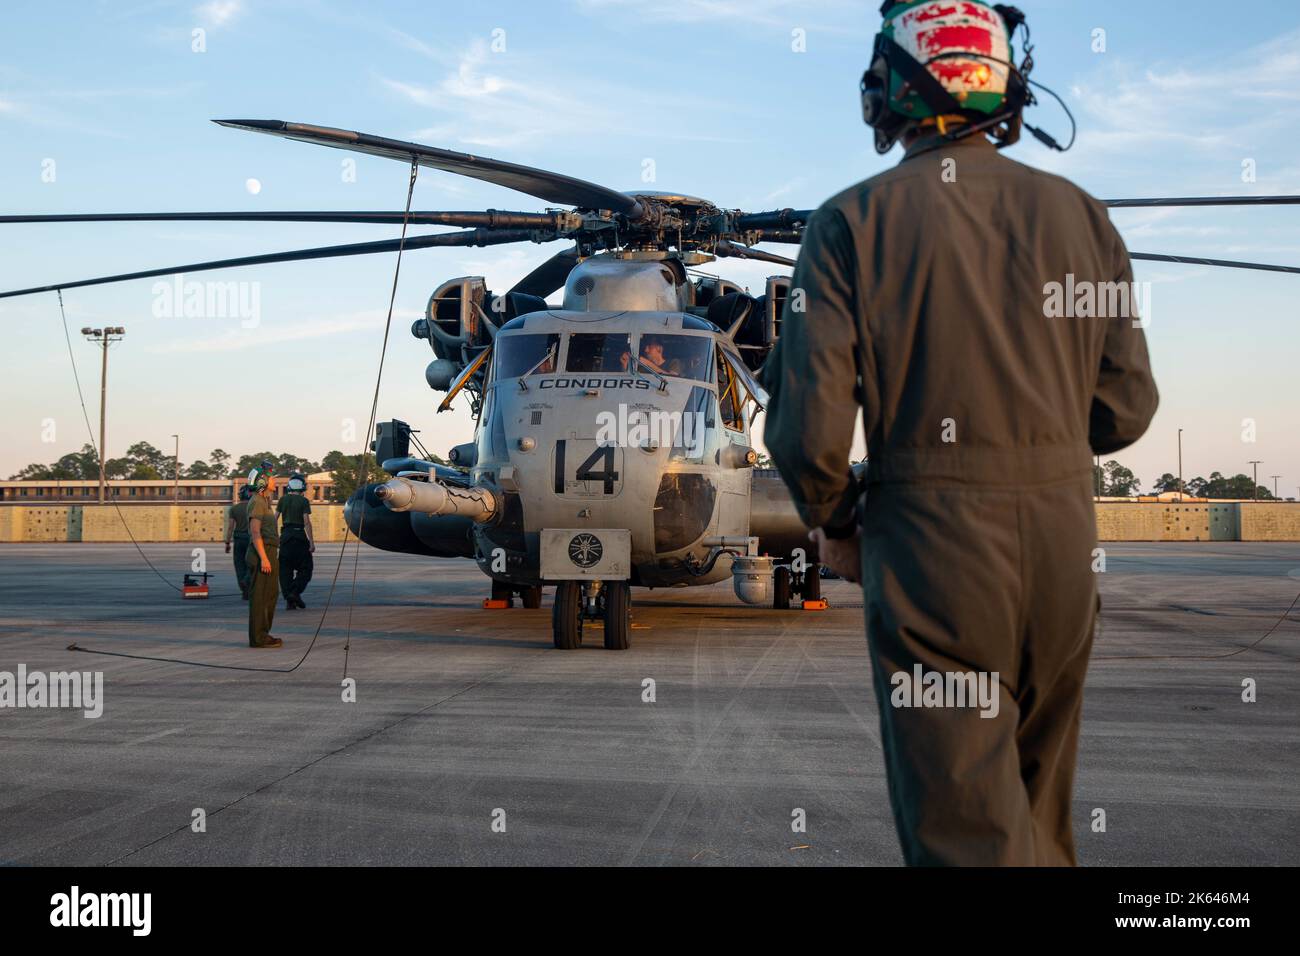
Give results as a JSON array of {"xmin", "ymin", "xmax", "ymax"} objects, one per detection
[
  {"xmin": 734, "ymin": 209, "xmax": 814, "ymax": 231},
  {"xmin": 750, "ymin": 229, "xmax": 803, "ymax": 244},
  {"xmin": 733, "ymin": 196, "xmax": 1300, "ymax": 227},
  {"xmin": 215, "ymin": 119, "xmax": 644, "ymax": 219},
  {"xmin": 0, "ymin": 210, "xmax": 560, "ymax": 228},
  {"xmin": 509, "ymin": 245, "xmax": 582, "ymax": 299},
  {"xmin": 1105, "ymin": 195, "xmax": 1300, "ymax": 208},
  {"xmin": 1129, "ymin": 252, "xmax": 1300, "ymax": 274},
  {"xmin": 0, "ymin": 229, "xmax": 552, "ymax": 300},
  {"xmin": 722, "ymin": 235, "xmax": 1300, "ymax": 273},
  {"xmin": 714, "ymin": 241, "xmax": 796, "ymax": 268}
]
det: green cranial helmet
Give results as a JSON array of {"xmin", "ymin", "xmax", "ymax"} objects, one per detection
[
  {"xmin": 247, "ymin": 459, "xmax": 275, "ymax": 492},
  {"xmin": 862, "ymin": 1, "xmax": 1030, "ymax": 153}
]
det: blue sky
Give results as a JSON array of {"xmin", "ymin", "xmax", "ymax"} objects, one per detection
[{"xmin": 1, "ymin": 0, "xmax": 1297, "ymax": 495}]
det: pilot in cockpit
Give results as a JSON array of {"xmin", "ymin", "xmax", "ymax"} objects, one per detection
[{"xmin": 637, "ymin": 336, "xmax": 683, "ymax": 376}]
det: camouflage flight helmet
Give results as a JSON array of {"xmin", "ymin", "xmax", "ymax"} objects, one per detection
[
  {"xmin": 247, "ymin": 459, "xmax": 275, "ymax": 493},
  {"xmin": 863, "ymin": 1, "xmax": 1027, "ymax": 152}
]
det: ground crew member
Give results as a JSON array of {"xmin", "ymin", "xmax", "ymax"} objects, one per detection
[
  {"xmin": 764, "ymin": 0, "xmax": 1157, "ymax": 865},
  {"xmin": 277, "ymin": 471, "xmax": 315, "ymax": 609},
  {"xmin": 245, "ymin": 462, "xmax": 282, "ymax": 649},
  {"xmin": 223, "ymin": 485, "xmax": 253, "ymax": 600}
]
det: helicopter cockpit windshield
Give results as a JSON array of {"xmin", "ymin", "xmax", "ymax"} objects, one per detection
[
  {"xmin": 494, "ymin": 333, "xmax": 561, "ymax": 379},
  {"xmin": 566, "ymin": 333, "xmax": 631, "ymax": 373},
  {"xmin": 635, "ymin": 334, "xmax": 711, "ymax": 382}
]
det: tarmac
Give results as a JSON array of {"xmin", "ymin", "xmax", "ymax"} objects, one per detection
[{"xmin": 0, "ymin": 541, "xmax": 1296, "ymax": 866}]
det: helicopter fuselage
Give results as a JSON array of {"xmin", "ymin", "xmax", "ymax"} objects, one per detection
[{"xmin": 470, "ymin": 307, "xmax": 758, "ymax": 590}]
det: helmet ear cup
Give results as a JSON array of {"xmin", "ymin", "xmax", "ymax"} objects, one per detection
[
  {"xmin": 861, "ymin": 53, "xmax": 907, "ymax": 153},
  {"xmin": 860, "ymin": 64, "xmax": 886, "ymax": 127}
]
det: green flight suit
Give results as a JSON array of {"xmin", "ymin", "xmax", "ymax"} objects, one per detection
[
  {"xmin": 245, "ymin": 493, "xmax": 280, "ymax": 646},
  {"xmin": 228, "ymin": 500, "xmax": 251, "ymax": 597},
  {"xmin": 277, "ymin": 492, "xmax": 314, "ymax": 603},
  {"xmin": 764, "ymin": 132, "xmax": 1158, "ymax": 866}
]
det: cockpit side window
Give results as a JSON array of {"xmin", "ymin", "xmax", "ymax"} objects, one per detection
[
  {"xmin": 635, "ymin": 333, "xmax": 711, "ymax": 381},
  {"xmin": 716, "ymin": 347, "xmax": 749, "ymax": 431},
  {"xmin": 494, "ymin": 333, "xmax": 560, "ymax": 380},
  {"xmin": 566, "ymin": 333, "xmax": 632, "ymax": 373}
]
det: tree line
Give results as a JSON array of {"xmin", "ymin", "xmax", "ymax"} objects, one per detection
[
  {"xmin": 7, "ymin": 442, "xmax": 447, "ymax": 502},
  {"xmin": 1095, "ymin": 461, "xmax": 1281, "ymax": 499},
  {"xmin": 11, "ymin": 444, "xmax": 1282, "ymax": 501}
]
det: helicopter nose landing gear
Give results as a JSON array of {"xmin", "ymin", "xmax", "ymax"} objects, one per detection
[
  {"xmin": 551, "ymin": 580, "xmax": 631, "ymax": 650},
  {"xmin": 602, "ymin": 581, "xmax": 631, "ymax": 650},
  {"xmin": 552, "ymin": 581, "xmax": 584, "ymax": 649},
  {"xmin": 773, "ymin": 565, "xmax": 792, "ymax": 610},
  {"xmin": 773, "ymin": 562, "xmax": 822, "ymax": 609},
  {"xmin": 799, "ymin": 565, "xmax": 822, "ymax": 603}
]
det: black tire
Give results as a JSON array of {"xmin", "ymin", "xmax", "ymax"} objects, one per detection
[
  {"xmin": 603, "ymin": 581, "xmax": 631, "ymax": 650},
  {"xmin": 552, "ymin": 581, "xmax": 583, "ymax": 649},
  {"xmin": 520, "ymin": 586, "xmax": 543, "ymax": 609},
  {"xmin": 491, "ymin": 579, "xmax": 515, "ymax": 607},
  {"xmin": 801, "ymin": 565, "xmax": 822, "ymax": 602},
  {"xmin": 773, "ymin": 565, "xmax": 792, "ymax": 610}
]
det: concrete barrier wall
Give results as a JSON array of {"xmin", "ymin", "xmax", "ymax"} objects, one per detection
[
  {"xmin": 1, "ymin": 502, "xmax": 1297, "ymax": 543},
  {"xmin": 1094, "ymin": 502, "xmax": 1297, "ymax": 542},
  {"xmin": 0, "ymin": 507, "xmax": 78, "ymax": 542},
  {"xmin": 0, "ymin": 504, "xmax": 350, "ymax": 543},
  {"xmin": 1239, "ymin": 503, "xmax": 1300, "ymax": 541},
  {"xmin": 1095, "ymin": 503, "xmax": 1170, "ymax": 541}
]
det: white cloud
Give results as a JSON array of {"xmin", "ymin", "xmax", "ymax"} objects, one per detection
[
  {"xmin": 379, "ymin": 40, "xmax": 597, "ymax": 151},
  {"xmin": 379, "ymin": 39, "xmax": 750, "ymax": 154},
  {"xmin": 195, "ymin": 0, "xmax": 241, "ymax": 28},
  {"xmin": 1066, "ymin": 28, "xmax": 1300, "ymax": 161}
]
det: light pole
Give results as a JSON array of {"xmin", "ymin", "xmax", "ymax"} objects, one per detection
[
  {"xmin": 172, "ymin": 434, "xmax": 180, "ymax": 501},
  {"xmin": 1177, "ymin": 428, "xmax": 1183, "ymax": 500},
  {"xmin": 1249, "ymin": 460, "xmax": 1262, "ymax": 501},
  {"xmin": 1271, "ymin": 475, "xmax": 1280, "ymax": 500},
  {"xmin": 81, "ymin": 326, "xmax": 126, "ymax": 503}
]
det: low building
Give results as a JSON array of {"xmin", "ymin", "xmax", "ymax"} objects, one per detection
[{"xmin": 0, "ymin": 472, "xmax": 336, "ymax": 504}]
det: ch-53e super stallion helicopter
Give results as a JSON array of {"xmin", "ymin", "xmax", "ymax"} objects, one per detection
[
  {"xmin": 1, "ymin": 120, "xmax": 827, "ymax": 650},
  {"xmin": 4, "ymin": 119, "xmax": 1297, "ymax": 650}
]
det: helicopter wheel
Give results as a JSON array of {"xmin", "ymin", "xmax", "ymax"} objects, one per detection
[
  {"xmin": 521, "ymin": 585, "xmax": 543, "ymax": 609},
  {"xmin": 552, "ymin": 581, "xmax": 583, "ymax": 649},
  {"xmin": 602, "ymin": 581, "xmax": 631, "ymax": 651},
  {"xmin": 800, "ymin": 565, "xmax": 822, "ymax": 602},
  {"xmin": 773, "ymin": 565, "xmax": 792, "ymax": 610},
  {"xmin": 491, "ymin": 579, "xmax": 515, "ymax": 607}
]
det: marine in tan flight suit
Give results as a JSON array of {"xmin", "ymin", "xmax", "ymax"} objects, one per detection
[
  {"xmin": 764, "ymin": 1, "xmax": 1158, "ymax": 866},
  {"xmin": 245, "ymin": 464, "xmax": 282, "ymax": 649}
]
